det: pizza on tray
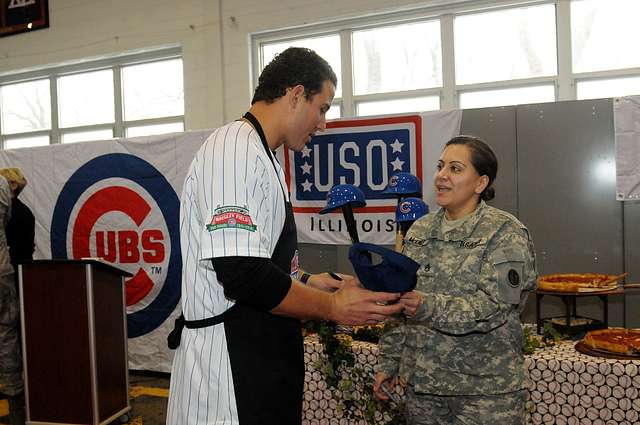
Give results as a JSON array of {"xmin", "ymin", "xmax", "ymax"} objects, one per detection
[
  {"xmin": 583, "ymin": 328, "xmax": 640, "ymax": 355},
  {"xmin": 537, "ymin": 273, "xmax": 618, "ymax": 293}
]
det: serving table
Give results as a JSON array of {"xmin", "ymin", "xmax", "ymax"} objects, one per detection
[
  {"xmin": 302, "ymin": 333, "xmax": 640, "ymax": 425},
  {"xmin": 535, "ymin": 288, "xmax": 625, "ymax": 334}
]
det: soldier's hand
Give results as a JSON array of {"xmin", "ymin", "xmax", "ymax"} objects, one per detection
[
  {"xmin": 373, "ymin": 372, "xmax": 397, "ymax": 401},
  {"xmin": 399, "ymin": 290, "xmax": 423, "ymax": 318},
  {"xmin": 329, "ymin": 284, "xmax": 402, "ymax": 325}
]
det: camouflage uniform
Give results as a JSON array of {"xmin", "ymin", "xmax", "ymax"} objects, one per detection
[
  {"xmin": 0, "ymin": 175, "xmax": 20, "ymax": 397},
  {"xmin": 404, "ymin": 386, "xmax": 526, "ymax": 425},
  {"xmin": 377, "ymin": 201, "xmax": 537, "ymax": 424}
]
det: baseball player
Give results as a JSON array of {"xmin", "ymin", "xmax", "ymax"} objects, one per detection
[{"xmin": 167, "ymin": 47, "xmax": 403, "ymax": 425}]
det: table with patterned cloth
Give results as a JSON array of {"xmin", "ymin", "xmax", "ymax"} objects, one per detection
[
  {"xmin": 302, "ymin": 337, "xmax": 640, "ymax": 425},
  {"xmin": 525, "ymin": 340, "xmax": 640, "ymax": 425}
]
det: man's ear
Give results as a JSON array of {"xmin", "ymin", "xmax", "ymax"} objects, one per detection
[{"xmin": 289, "ymin": 85, "xmax": 306, "ymax": 107}]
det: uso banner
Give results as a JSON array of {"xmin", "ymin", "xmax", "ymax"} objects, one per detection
[
  {"xmin": 0, "ymin": 130, "xmax": 210, "ymax": 372},
  {"xmin": 280, "ymin": 110, "xmax": 462, "ymax": 245}
]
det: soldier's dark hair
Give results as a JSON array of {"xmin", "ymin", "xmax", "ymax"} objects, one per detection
[
  {"xmin": 445, "ymin": 135, "xmax": 497, "ymax": 201},
  {"xmin": 251, "ymin": 47, "xmax": 337, "ymax": 105}
]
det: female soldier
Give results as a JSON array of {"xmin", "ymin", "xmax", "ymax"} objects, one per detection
[{"xmin": 374, "ymin": 136, "xmax": 537, "ymax": 425}]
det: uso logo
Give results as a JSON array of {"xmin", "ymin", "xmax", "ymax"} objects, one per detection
[
  {"xmin": 284, "ymin": 115, "xmax": 422, "ymax": 213},
  {"xmin": 51, "ymin": 153, "xmax": 181, "ymax": 338}
]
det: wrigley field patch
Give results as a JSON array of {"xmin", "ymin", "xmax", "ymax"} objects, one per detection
[{"xmin": 207, "ymin": 205, "xmax": 257, "ymax": 232}]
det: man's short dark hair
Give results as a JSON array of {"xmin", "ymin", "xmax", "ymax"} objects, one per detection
[{"xmin": 251, "ymin": 47, "xmax": 337, "ymax": 104}]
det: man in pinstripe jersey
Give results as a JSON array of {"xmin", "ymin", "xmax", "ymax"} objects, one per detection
[{"xmin": 167, "ymin": 47, "xmax": 403, "ymax": 425}]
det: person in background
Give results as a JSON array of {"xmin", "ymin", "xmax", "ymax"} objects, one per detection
[
  {"xmin": 0, "ymin": 175, "xmax": 24, "ymax": 425},
  {"xmin": 0, "ymin": 168, "xmax": 35, "ymax": 294},
  {"xmin": 374, "ymin": 136, "xmax": 537, "ymax": 425},
  {"xmin": 167, "ymin": 47, "xmax": 403, "ymax": 425}
]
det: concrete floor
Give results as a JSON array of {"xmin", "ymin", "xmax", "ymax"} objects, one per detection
[{"xmin": 0, "ymin": 371, "xmax": 171, "ymax": 425}]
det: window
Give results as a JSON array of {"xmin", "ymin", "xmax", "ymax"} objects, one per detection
[
  {"xmin": 326, "ymin": 103, "xmax": 342, "ymax": 120},
  {"xmin": 1, "ymin": 79, "xmax": 51, "ymax": 134},
  {"xmin": 454, "ymin": 4, "xmax": 557, "ymax": 85},
  {"xmin": 122, "ymin": 59, "xmax": 184, "ymax": 121},
  {"xmin": 357, "ymin": 96, "xmax": 440, "ymax": 117},
  {"xmin": 577, "ymin": 76, "xmax": 640, "ymax": 100},
  {"xmin": 261, "ymin": 35, "xmax": 342, "ymax": 98},
  {"xmin": 61, "ymin": 129, "xmax": 114, "ymax": 144},
  {"xmin": 0, "ymin": 48, "xmax": 185, "ymax": 149},
  {"xmin": 571, "ymin": 0, "xmax": 640, "ymax": 73},
  {"xmin": 126, "ymin": 122, "xmax": 184, "ymax": 138},
  {"xmin": 58, "ymin": 69, "xmax": 114, "ymax": 128},
  {"xmin": 352, "ymin": 21, "xmax": 442, "ymax": 95},
  {"xmin": 253, "ymin": 1, "xmax": 640, "ymax": 115},
  {"xmin": 5, "ymin": 134, "xmax": 49, "ymax": 150},
  {"xmin": 459, "ymin": 85, "xmax": 555, "ymax": 109}
]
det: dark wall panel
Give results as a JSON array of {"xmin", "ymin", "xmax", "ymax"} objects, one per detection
[
  {"xmin": 623, "ymin": 201, "xmax": 640, "ymax": 327},
  {"xmin": 517, "ymin": 99, "xmax": 624, "ymax": 326},
  {"xmin": 516, "ymin": 99, "xmax": 621, "ymax": 275},
  {"xmin": 460, "ymin": 106, "xmax": 518, "ymax": 216}
]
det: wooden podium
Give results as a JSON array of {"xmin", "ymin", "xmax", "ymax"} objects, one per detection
[{"xmin": 18, "ymin": 260, "xmax": 132, "ymax": 425}]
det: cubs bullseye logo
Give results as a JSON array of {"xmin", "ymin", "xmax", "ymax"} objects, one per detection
[
  {"xmin": 399, "ymin": 201, "xmax": 412, "ymax": 214},
  {"xmin": 51, "ymin": 153, "xmax": 181, "ymax": 338}
]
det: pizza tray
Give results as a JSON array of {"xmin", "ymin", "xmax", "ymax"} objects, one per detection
[
  {"xmin": 574, "ymin": 341, "xmax": 640, "ymax": 360},
  {"xmin": 577, "ymin": 285, "xmax": 618, "ymax": 293}
]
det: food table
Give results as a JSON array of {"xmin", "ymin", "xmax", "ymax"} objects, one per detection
[
  {"xmin": 524, "ymin": 340, "xmax": 640, "ymax": 425},
  {"xmin": 302, "ymin": 332, "xmax": 640, "ymax": 425},
  {"xmin": 535, "ymin": 288, "xmax": 626, "ymax": 334}
]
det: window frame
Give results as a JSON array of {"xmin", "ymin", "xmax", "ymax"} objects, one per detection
[
  {"xmin": 0, "ymin": 47, "xmax": 184, "ymax": 149},
  {"xmin": 251, "ymin": 0, "xmax": 640, "ymax": 115}
]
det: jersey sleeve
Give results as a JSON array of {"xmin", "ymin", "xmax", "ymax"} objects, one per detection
[{"xmin": 193, "ymin": 124, "xmax": 282, "ymax": 260}]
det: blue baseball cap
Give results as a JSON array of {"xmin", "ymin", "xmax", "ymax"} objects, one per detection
[
  {"xmin": 319, "ymin": 184, "xmax": 366, "ymax": 214},
  {"xmin": 348, "ymin": 242, "xmax": 420, "ymax": 293},
  {"xmin": 396, "ymin": 197, "xmax": 429, "ymax": 223},
  {"xmin": 383, "ymin": 172, "xmax": 422, "ymax": 196}
]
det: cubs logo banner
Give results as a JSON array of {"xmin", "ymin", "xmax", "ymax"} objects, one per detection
[
  {"xmin": 0, "ymin": 130, "xmax": 211, "ymax": 372},
  {"xmin": 279, "ymin": 110, "xmax": 462, "ymax": 245}
]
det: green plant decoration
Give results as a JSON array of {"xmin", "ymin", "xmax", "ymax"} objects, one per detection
[
  {"xmin": 523, "ymin": 323, "xmax": 569, "ymax": 355},
  {"xmin": 304, "ymin": 321, "xmax": 406, "ymax": 424}
]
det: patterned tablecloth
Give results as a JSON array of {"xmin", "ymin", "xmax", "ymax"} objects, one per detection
[
  {"xmin": 302, "ymin": 336, "xmax": 640, "ymax": 425},
  {"xmin": 524, "ymin": 341, "xmax": 640, "ymax": 425}
]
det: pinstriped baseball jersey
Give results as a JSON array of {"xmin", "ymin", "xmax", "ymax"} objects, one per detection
[{"xmin": 167, "ymin": 120, "xmax": 289, "ymax": 425}]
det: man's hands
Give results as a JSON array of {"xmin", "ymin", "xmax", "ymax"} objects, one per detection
[
  {"xmin": 307, "ymin": 272, "xmax": 346, "ymax": 292},
  {"xmin": 329, "ymin": 278, "xmax": 403, "ymax": 325},
  {"xmin": 272, "ymin": 272, "xmax": 403, "ymax": 325}
]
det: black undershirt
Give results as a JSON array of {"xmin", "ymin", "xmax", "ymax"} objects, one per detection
[{"xmin": 212, "ymin": 256, "xmax": 292, "ymax": 311}]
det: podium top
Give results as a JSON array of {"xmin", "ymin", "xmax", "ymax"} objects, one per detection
[{"xmin": 19, "ymin": 259, "xmax": 133, "ymax": 277}]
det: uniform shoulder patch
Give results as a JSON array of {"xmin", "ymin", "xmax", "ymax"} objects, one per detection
[
  {"xmin": 207, "ymin": 205, "xmax": 257, "ymax": 232},
  {"xmin": 508, "ymin": 269, "xmax": 520, "ymax": 287}
]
